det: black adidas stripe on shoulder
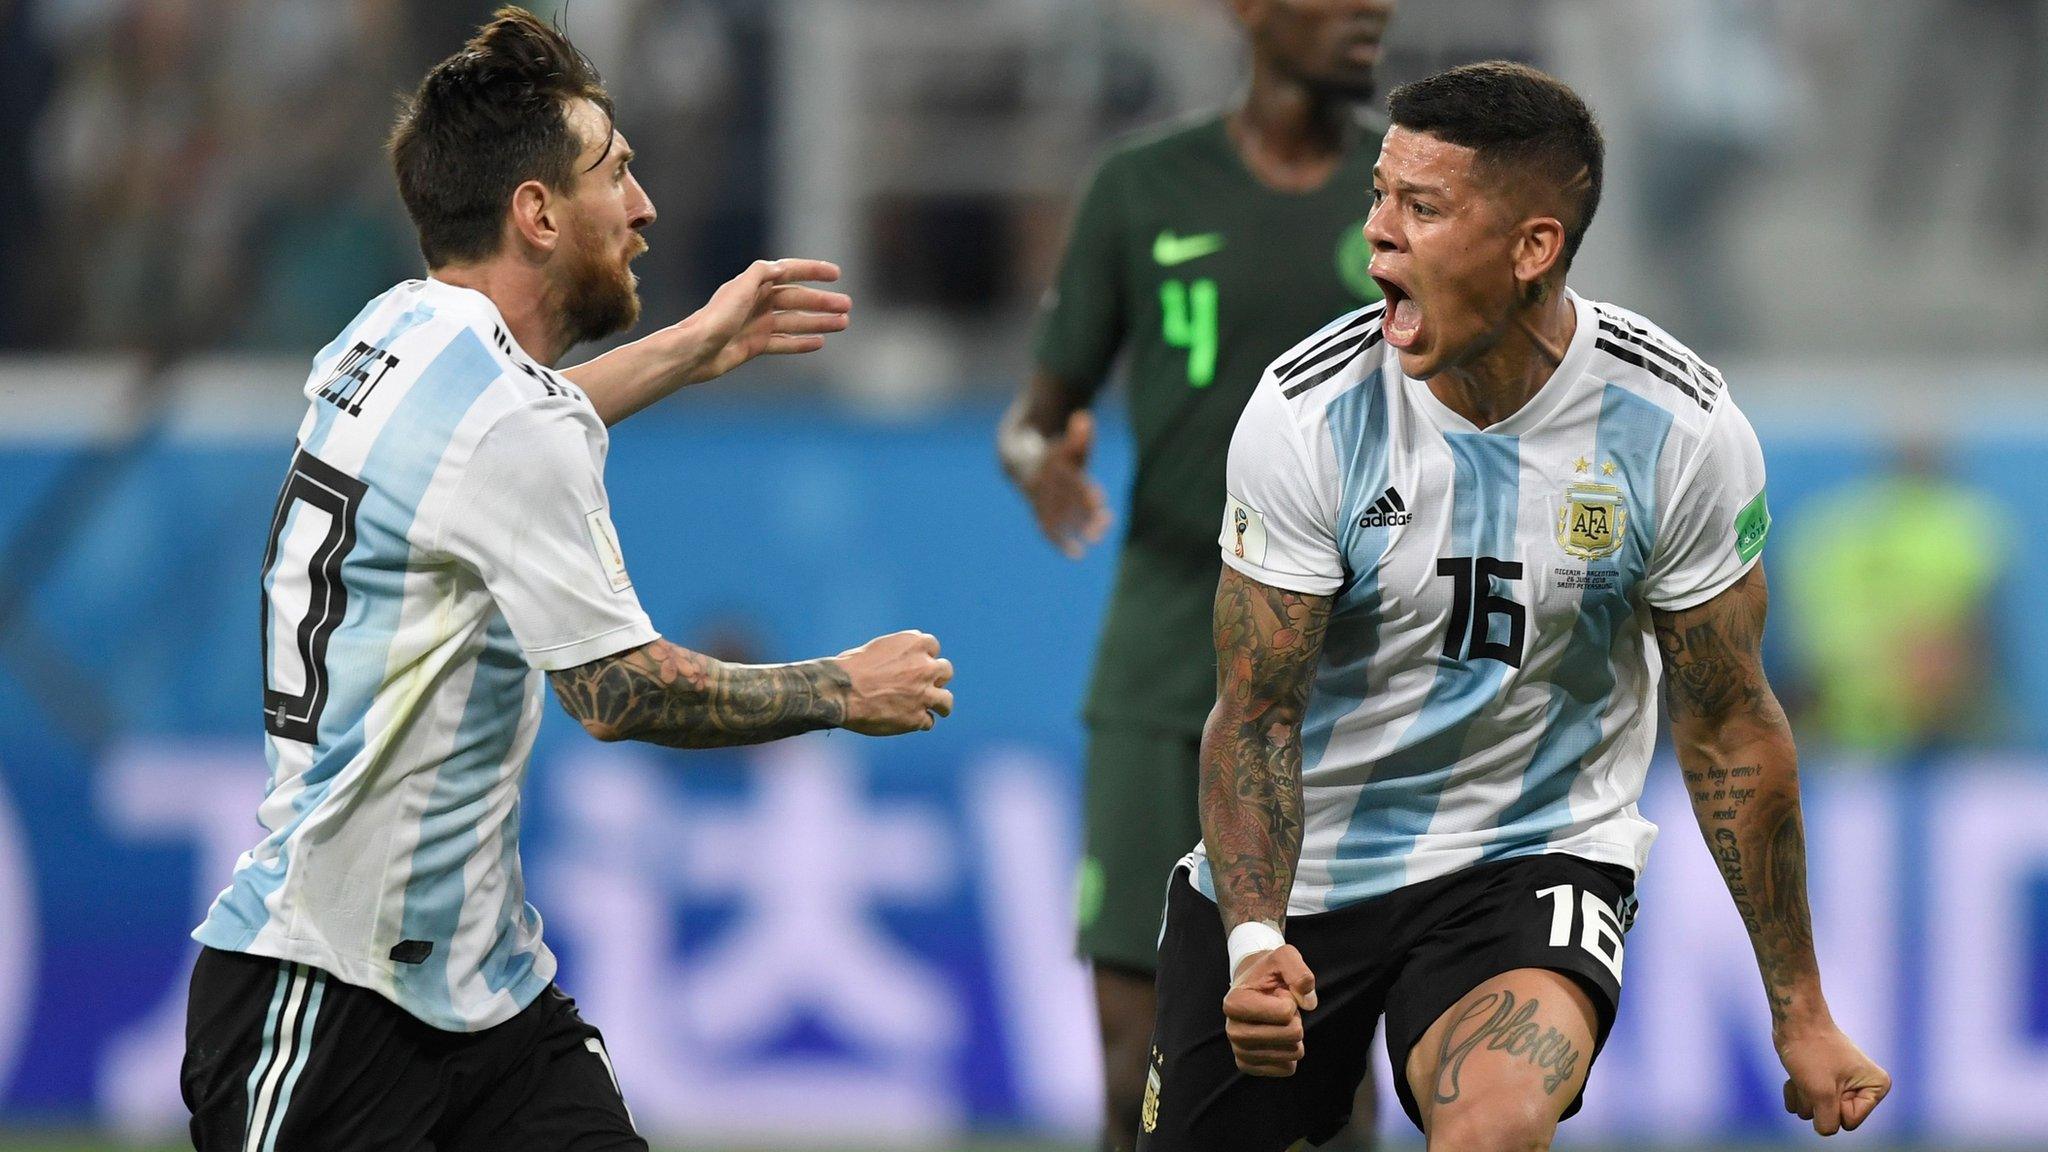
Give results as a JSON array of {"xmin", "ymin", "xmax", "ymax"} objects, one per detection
[
  {"xmin": 1273, "ymin": 303, "xmax": 1384, "ymax": 380},
  {"xmin": 492, "ymin": 323, "xmax": 581, "ymax": 399},
  {"xmin": 1601, "ymin": 314, "xmax": 1723, "ymax": 398},
  {"xmin": 1594, "ymin": 337, "xmax": 1707, "ymax": 411},
  {"xmin": 1278, "ymin": 306, "xmax": 1386, "ymax": 400},
  {"xmin": 1281, "ymin": 328, "xmax": 1382, "ymax": 399},
  {"xmin": 1594, "ymin": 308, "xmax": 1722, "ymax": 411}
]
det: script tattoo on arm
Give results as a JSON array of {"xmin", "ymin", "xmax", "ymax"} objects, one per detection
[
  {"xmin": 1654, "ymin": 563, "xmax": 1821, "ymax": 1028},
  {"xmin": 1433, "ymin": 990, "xmax": 1584, "ymax": 1103},
  {"xmin": 548, "ymin": 639, "xmax": 849, "ymax": 749},
  {"xmin": 1199, "ymin": 566, "xmax": 1332, "ymax": 934}
]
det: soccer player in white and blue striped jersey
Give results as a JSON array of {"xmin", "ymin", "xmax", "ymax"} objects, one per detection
[
  {"xmin": 181, "ymin": 12, "xmax": 954, "ymax": 1151},
  {"xmin": 1140, "ymin": 63, "xmax": 1887, "ymax": 1152}
]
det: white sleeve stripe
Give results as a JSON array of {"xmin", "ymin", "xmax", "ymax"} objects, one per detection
[{"xmin": 1220, "ymin": 550, "xmax": 1344, "ymax": 596}]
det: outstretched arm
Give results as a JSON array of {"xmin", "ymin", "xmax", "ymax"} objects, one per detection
[
  {"xmin": 1655, "ymin": 562, "xmax": 1889, "ymax": 1134},
  {"xmin": 565, "ymin": 259, "xmax": 851, "ymax": 426},
  {"xmin": 548, "ymin": 631, "xmax": 951, "ymax": 748}
]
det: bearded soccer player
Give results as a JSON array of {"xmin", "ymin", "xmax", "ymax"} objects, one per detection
[
  {"xmin": 1000, "ymin": 2, "xmax": 1396, "ymax": 1147},
  {"xmin": 1139, "ymin": 62, "xmax": 1889, "ymax": 1151},
  {"xmin": 180, "ymin": 11, "xmax": 954, "ymax": 1151}
]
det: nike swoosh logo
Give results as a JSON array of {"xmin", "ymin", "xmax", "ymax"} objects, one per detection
[{"xmin": 1153, "ymin": 231, "xmax": 1226, "ymax": 267}]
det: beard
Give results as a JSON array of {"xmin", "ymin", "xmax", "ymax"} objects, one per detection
[
  {"xmin": 555, "ymin": 223, "xmax": 642, "ymax": 350},
  {"xmin": 1307, "ymin": 67, "xmax": 1378, "ymax": 106}
]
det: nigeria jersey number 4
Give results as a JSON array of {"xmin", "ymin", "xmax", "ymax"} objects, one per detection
[{"xmin": 1190, "ymin": 290, "xmax": 1770, "ymax": 914}]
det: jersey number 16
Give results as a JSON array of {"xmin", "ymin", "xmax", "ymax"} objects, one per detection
[{"xmin": 1436, "ymin": 555, "xmax": 1526, "ymax": 667}]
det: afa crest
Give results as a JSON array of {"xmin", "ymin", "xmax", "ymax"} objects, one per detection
[
  {"xmin": 1141, "ymin": 1050, "xmax": 1164, "ymax": 1133},
  {"xmin": 1557, "ymin": 481, "xmax": 1627, "ymax": 560}
]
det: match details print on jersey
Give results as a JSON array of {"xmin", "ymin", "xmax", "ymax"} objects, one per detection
[{"xmin": 1192, "ymin": 290, "xmax": 1770, "ymax": 913}]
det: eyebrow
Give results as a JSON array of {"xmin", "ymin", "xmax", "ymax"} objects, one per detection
[{"xmin": 1371, "ymin": 169, "xmax": 1450, "ymax": 199}]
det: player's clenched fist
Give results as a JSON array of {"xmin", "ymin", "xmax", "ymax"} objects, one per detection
[
  {"xmin": 1223, "ymin": 944, "xmax": 1318, "ymax": 1077},
  {"xmin": 835, "ymin": 630, "xmax": 954, "ymax": 735},
  {"xmin": 1777, "ymin": 1022, "xmax": 1891, "ymax": 1136}
]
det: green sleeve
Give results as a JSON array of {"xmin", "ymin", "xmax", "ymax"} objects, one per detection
[{"xmin": 1031, "ymin": 154, "xmax": 1127, "ymax": 396}]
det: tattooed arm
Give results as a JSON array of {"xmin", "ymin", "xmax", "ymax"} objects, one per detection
[
  {"xmin": 548, "ymin": 630, "xmax": 953, "ymax": 748},
  {"xmin": 1654, "ymin": 562, "xmax": 1889, "ymax": 1134},
  {"xmin": 1204, "ymin": 565, "xmax": 1331, "ymax": 1077},
  {"xmin": 1201, "ymin": 565, "xmax": 1331, "ymax": 936},
  {"xmin": 1655, "ymin": 564, "xmax": 1815, "ymax": 1022}
]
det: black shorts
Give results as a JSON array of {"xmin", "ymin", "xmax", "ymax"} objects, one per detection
[
  {"xmin": 1139, "ymin": 853, "xmax": 1636, "ymax": 1151},
  {"xmin": 1077, "ymin": 725, "xmax": 1204, "ymax": 973},
  {"xmin": 182, "ymin": 947, "xmax": 645, "ymax": 1152}
]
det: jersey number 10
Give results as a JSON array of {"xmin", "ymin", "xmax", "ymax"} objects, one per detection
[{"xmin": 259, "ymin": 449, "xmax": 367, "ymax": 744}]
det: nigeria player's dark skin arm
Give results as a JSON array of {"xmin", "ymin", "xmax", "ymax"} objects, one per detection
[
  {"xmin": 998, "ymin": 370, "xmax": 1112, "ymax": 558},
  {"xmin": 1654, "ymin": 562, "xmax": 1890, "ymax": 1135},
  {"xmin": 549, "ymin": 631, "xmax": 953, "ymax": 748},
  {"xmin": 1201, "ymin": 566, "xmax": 1331, "ymax": 935}
]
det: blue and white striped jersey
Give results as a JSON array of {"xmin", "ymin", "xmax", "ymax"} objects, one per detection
[
  {"xmin": 1191, "ymin": 290, "xmax": 1769, "ymax": 915},
  {"xmin": 195, "ymin": 279, "xmax": 658, "ymax": 1031}
]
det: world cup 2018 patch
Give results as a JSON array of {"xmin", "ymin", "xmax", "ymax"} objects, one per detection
[
  {"xmin": 1223, "ymin": 493, "xmax": 1268, "ymax": 565},
  {"xmin": 584, "ymin": 508, "xmax": 633, "ymax": 593}
]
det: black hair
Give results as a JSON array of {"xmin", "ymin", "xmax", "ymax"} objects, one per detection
[
  {"xmin": 388, "ymin": 7, "xmax": 614, "ymax": 267},
  {"xmin": 1387, "ymin": 61, "xmax": 1604, "ymax": 270}
]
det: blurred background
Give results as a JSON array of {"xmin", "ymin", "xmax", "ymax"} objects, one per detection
[{"xmin": 1, "ymin": 0, "xmax": 2045, "ymax": 1148}]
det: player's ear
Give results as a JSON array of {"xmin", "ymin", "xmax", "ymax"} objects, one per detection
[
  {"xmin": 1513, "ymin": 216, "xmax": 1566, "ymax": 294},
  {"xmin": 508, "ymin": 179, "xmax": 560, "ymax": 256}
]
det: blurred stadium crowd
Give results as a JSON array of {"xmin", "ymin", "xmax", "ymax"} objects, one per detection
[
  {"xmin": 1, "ymin": 0, "xmax": 2043, "ymax": 365},
  {"xmin": 0, "ymin": 0, "xmax": 775, "ymax": 352}
]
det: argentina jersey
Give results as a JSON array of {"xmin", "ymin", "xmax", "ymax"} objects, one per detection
[
  {"xmin": 1195, "ymin": 289, "xmax": 1769, "ymax": 915},
  {"xmin": 195, "ymin": 279, "xmax": 658, "ymax": 1031}
]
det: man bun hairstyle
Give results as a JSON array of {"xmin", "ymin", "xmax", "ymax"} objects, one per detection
[
  {"xmin": 388, "ymin": 7, "xmax": 614, "ymax": 268},
  {"xmin": 1387, "ymin": 61, "xmax": 1604, "ymax": 271}
]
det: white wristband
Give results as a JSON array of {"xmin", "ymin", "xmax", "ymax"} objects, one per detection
[
  {"xmin": 1227, "ymin": 921, "xmax": 1287, "ymax": 980},
  {"xmin": 997, "ymin": 419, "xmax": 1050, "ymax": 486}
]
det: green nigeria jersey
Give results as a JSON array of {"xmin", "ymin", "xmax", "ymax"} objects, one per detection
[{"xmin": 1034, "ymin": 112, "xmax": 1383, "ymax": 734}]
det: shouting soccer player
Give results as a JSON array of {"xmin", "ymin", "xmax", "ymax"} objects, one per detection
[
  {"xmin": 181, "ymin": 11, "xmax": 953, "ymax": 1151},
  {"xmin": 1140, "ymin": 62, "xmax": 1889, "ymax": 1151},
  {"xmin": 1001, "ymin": 2, "xmax": 1396, "ymax": 1147}
]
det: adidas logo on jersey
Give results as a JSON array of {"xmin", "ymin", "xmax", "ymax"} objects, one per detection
[{"xmin": 1357, "ymin": 487, "xmax": 1413, "ymax": 528}]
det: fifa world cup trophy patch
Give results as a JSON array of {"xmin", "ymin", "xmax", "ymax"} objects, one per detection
[{"xmin": 1224, "ymin": 493, "xmax": 1268, "ymax": 565}]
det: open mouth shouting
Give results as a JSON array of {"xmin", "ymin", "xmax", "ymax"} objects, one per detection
[{"xmin": 1373, "ymin": 266, "xmax": 1422, "ymax": 351}]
